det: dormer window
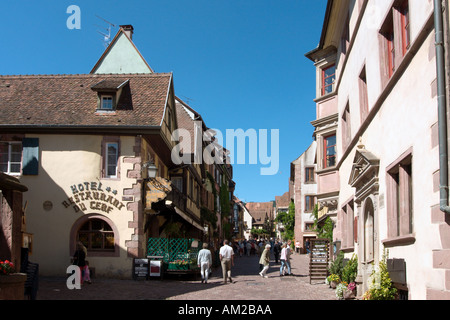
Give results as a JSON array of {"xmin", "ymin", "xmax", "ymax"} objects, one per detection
[
  {"xmin": 101, "ymin": 95, "xmax": 114, "ymax": 110},
  {"xmin": 91, "ymin": 79, "xmax": 129, "ymax": 112}
]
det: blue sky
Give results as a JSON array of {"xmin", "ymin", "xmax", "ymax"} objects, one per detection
[{"xmin": 0, "ymin": 0, "xmax": 326, "ymax": 203}]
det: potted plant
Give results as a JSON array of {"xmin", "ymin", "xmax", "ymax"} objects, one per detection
[
  {"xmin": 341, "ymin": 254, "xmax": 358, "ymax": 299},
  {"xmin": 327, "ymin": 274, "xmax": 340, "ymax": 289},
  {"xmin": 344, "ymin": 282, "xmax": 357, "ymax": 299},
  {"xmin": 335, "ymin": 282, "xmax": 348, "ymax": 300},
  {"xmin": 0, "ymin": 260, "xmax": 15, "ymax": 275},
  {"xmin": 362, "ymin": 250, "xmax": 398, "ymax": 300},
  {"xmin": 0, "ymin": 260, "xmax": 27, "ymax": 300}
]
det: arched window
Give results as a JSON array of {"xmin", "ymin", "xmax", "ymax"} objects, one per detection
[{"xmin": 77, "ymin": 219, "xmax": 115, "ymax": 252}]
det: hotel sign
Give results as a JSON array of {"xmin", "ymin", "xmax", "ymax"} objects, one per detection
[{"xmin": 62, "ymin": 181, "xmax": 126, "ymax": 214}]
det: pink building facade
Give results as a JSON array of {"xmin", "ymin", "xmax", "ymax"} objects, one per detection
[{"xmin": 306, "ymin": 0, "xmax": 450, "ymax": 299}]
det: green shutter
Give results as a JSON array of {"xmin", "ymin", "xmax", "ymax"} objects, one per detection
[{"xmin": 22, "ymin": 138, "xmax": 39, "ymax": 175}]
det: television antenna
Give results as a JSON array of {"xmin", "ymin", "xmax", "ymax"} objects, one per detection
[{"xmin": 95, "ymin": 15, "xmax": 116, "ymax": 48}]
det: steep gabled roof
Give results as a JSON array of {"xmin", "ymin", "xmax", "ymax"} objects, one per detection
[
  {"xmin": 246, "ymin": 201, "xmax": 274, "ymax": 221},
  {"xmin": 175, "ymin": 99, "xmax": 197, "ymax": 154},
  {"xmin": 275, "ymin": 191, "xmax": 290, "ymax": 209},
  {"xmin": 90, "ymin": 25, "xmax": 154, "ymax": 74}
]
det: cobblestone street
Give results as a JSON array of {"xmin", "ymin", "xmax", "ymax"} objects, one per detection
[{"xmin": 37, "ymin": 252, "xmax": 336, "ymax": 300}]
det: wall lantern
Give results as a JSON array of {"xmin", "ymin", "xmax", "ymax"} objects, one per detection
[
  {"xmin": 142, "ymin": 160, "xmax": 170, "ymax": 193},
  {"xmin": 143, "ymin": 161, "xmax": 158, "ymax": 179}
]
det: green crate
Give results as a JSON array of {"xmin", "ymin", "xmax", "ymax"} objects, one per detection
[{"xmin": 167, "ymin": 263, "xmax": 189, "ymax": 271}]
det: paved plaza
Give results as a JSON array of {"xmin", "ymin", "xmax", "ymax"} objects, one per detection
[{"xmin": 36, "ymin": 251, "xmax": 336, "ymax": 301}]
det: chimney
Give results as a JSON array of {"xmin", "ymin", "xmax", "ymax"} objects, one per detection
[{"xmin": 120, "ymin": 25, "xmax": 134, "ymax": 40}]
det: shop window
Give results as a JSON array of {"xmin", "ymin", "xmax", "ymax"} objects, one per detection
[{"xmin": 78, "ymin": 219, "xmax": 115, "ymax": 252}]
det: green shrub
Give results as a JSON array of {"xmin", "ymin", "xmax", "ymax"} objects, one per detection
[
  {"xmin": 342, "ymin": 254, "xmax": 358, "ymax": 284},
  {"xmin": 363, "ymin": 250, "xmax": 398, "ymax": 300},
  {"xmin": 328, "ymin": 251, "xmax": 344, "ymax": 279}
]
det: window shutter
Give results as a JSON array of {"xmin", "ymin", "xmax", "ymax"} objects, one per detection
[{"xmin": 22, "ymin": 138, "xmax": 39, "ymax": 175}]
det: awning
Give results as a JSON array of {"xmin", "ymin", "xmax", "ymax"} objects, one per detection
[{"xmin": 173, "ymin": 205, "xmax": 204, "ymax": 232}]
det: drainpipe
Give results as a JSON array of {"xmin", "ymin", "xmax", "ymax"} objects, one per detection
[{"xmin": 435, "ymin": 0, "xmax": 450, "ymax": 213}]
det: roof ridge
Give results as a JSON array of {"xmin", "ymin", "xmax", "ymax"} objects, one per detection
[{"xmin": 0, "ymin": 72, "xmax": 173, "ymax": 79}]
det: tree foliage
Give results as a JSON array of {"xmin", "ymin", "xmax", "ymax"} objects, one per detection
[
  {"xmin": 276, "ymin": 200, "xmax": 295, "ymax": 240},
  {"xmin": 312, "ymin": 204, "xmax": 333, "ymax": 242}
]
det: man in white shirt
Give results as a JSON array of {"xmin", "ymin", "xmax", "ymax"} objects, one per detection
[
  {"xmin": 219, "ymin": 239, "xmax": 234, "ymax": 284},
  {"xmin": 197, "ymin": 243, "xmax": 212, "ymax": 284}
]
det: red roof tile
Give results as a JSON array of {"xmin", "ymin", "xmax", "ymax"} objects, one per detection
[{"xmin": 0, "ymin": 73, "xmax": 172, "ymax": 129}]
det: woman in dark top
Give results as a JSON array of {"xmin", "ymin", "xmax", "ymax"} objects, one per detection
[{"xmin": 73, "ymin": 241, "xmax": 87, "ymax": 284}]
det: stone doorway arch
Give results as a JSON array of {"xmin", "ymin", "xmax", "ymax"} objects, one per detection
[{"xmin": 349, "ymin": 146, "xmax": 380, "ymax": 295}]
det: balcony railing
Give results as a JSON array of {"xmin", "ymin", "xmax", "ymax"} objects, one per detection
[{"xmin": 165, "ymin": 185, "xmax": 187, "ymax": 212}]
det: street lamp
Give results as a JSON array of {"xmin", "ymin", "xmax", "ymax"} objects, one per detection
[
  {"xmin": 142, "ymin": 160, "xmax": 171, "ymax": 193},
  {"xmin": 143, "ymin": 161, "xmax": 158, "ymax": 179}
]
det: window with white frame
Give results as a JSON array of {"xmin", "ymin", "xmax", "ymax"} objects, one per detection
[
  {"xmin": 321, "ymin": 64, "xmax": 336, "ymax": 96},
  {"xmin": 100, "ymin": 95, "xmax": 114, "ymax": 110},
  {"xmin": 0, "ymin": 142, "xmax": 22, "ymax": 175},
  {"xmin": 105, "ymin": 142, "xmax": 119, "ymax": 178},
  {"xmin": 323, "ymin": 134, "xmax": 337, "ymax": 168}
]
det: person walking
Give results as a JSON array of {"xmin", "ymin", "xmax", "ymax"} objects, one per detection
[
  {"xmin": 197, "ymin": 243, "xmax": 212, "ymax": 284},
  {"xmin": 259, "ymin": 244, "xmax": 271, "ymax": 278},
  {"xmin": 219, "ymin": 240, "xmax": 234, "ymax": 284},
  {"xmin": 280, "ymin": 242, "xmax": 293, "ymax": 276},
  {"xmin": 285, "ymin": 241, "xmax": 293, "ymax": 275},
  {"xmin": 280, "ymin": 243, "xmax": 287, "ymax": 276},
  {"xmin": 295, "ymin": 241, "xmax": 301, "ymax": 254},
  {"xmin": 273, "ymin": 241, "xmax": 281, "ymax": 264},
  {"xmin": 239, "ymin": 241, "xmax": 244, "ymax": 257}
]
